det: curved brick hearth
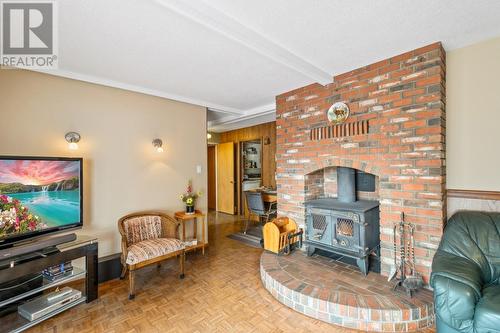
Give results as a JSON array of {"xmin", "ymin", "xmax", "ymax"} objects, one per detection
[{"xmin": 260, "ymin": 251, "xmax": 434, "ymax": 332}]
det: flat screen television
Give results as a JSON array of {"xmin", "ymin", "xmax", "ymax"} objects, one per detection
[{"xmin": 0, "ymin": 156, "xmax": 83, "ymax": 248}]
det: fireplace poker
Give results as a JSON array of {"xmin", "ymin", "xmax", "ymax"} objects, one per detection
[
  {"xmin": 402, "ymin": 223, "xmax": 423, "ymax": 295},
  {"xmin": 399, "ymin": 213, "xmax": 406, "ymax": 283},
  {"xmin": 393, "ymin": 212, "xmax": 409, "ymax": 294},
  {"xmin": 387, "ymin": 223, "xmax": 398, "ymax": 281}
]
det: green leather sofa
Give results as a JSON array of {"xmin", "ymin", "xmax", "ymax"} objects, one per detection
[{"xmin": 430, "ymin": 211, "xmax": 500, "ymax": 333}]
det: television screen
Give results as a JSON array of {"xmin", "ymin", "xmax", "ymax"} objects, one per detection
[{"xmin": 0, "ymin": 157, "xmax": 82, "ymax": 245}]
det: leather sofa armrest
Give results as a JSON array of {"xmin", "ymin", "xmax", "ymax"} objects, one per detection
[
  {"xmin": 431, "ymin": 251, "xmax": 483, "ymax": 333},
  {"xmin": 432, "ymin": 275, "xmax": 478, "ymax": 333},
  {"xmin": 431, "ymin": 251, "xmax": 483, "ymax": 297}
]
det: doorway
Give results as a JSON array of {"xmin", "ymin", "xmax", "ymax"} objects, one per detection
[{"xmin": 241, "ymin": 139, "xmax": 262, "ymax": 217}]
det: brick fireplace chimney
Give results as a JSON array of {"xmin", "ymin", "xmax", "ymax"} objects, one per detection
[
  {"xmin": 275, "ymin": 42, "xmax": 446, "ymax": 283},
  {"xmin": 337, "ymin": 167, "xmax": 356, "ymax": 203}
]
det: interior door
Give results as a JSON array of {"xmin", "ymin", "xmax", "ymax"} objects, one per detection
[{"xmin": 217, "ymin": 142, "xmax": 235, "ymax": 214}]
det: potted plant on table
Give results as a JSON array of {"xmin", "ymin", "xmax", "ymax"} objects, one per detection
[{"xmin": 180, "ymin": 180, "xmax": 202, "ymax": 214}]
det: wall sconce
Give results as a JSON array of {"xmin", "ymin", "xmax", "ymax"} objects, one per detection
[
  {"xmin": 152, "ymin": 138, "xmax": 164, "ymax": 153},
  {"xmin": 207, "ymin": 133, "xmax": 212, "ymax": 140},
  {"xmin": 263, "ymin": 136, "xmax": 271, "ymax": 145},
  {"xmin": 65, "ymin": 132, "xmax": 81, "ymax": 150}
]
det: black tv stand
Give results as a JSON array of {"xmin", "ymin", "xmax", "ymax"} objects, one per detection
[{"xmin": 0, "ymin": 236, "xmax": 98, "ymax": 332}]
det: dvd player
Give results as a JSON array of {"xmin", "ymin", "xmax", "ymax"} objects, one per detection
[{"xmin": 18, "ymin": 287, "xmax": 82, "ymax": 321}]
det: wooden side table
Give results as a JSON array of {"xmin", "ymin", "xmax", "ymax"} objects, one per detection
[{"xmin": 174, "ymin": 210, "xmax": 207, "ymax": 254}]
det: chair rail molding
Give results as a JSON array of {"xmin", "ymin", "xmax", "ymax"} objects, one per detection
[{"xmin": 447, "ymin": 189, "xmax": 500, "ymax": 201}]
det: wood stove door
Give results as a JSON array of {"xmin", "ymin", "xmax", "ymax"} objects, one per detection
[
  {"xmin": 331, "ymin": 211, "xmax": 361, "ymax": 253},
  {"xmin": 306, "ymin": 208, "xmax": 333, "ymax": 247}
]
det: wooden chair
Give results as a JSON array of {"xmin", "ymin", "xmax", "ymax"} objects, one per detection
[
  {"xmin": 118, "ymin": 211, "xmax": 185, "ymax": 299},
  {"xmin": 243, "ymin": 190, "xmax": 277, "ymax": 234}
]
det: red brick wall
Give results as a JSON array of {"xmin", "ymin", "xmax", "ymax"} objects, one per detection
[
  {"xmin": 304, "ymin": 169, "xmax": 324, "ymax": 200},
  {"xmin": 275, "ymin": 42, "xmax": 446, "ymax": 283}
]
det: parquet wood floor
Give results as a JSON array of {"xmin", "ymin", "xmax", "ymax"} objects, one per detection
[{"xmin": 28, "ymin": 212, "xmax": 436, "ymax": 333}]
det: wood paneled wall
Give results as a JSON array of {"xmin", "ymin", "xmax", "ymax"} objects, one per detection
[{"xmin": 220, "ymin": 122, "xmax": 277, "ymax": 188}]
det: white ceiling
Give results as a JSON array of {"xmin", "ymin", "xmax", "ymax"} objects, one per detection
[{"xmin": 35, "ymin": 0, "xmax": 500, "ymax": 132}]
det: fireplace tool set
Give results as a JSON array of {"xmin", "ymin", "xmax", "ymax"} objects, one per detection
[{"xmin": 388, "ymin": 212, "xmax": 423, "ymax": 297}]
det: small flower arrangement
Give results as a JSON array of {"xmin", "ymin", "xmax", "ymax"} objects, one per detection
[
  {"xmin": 0, "ymin": 194, "xmax": 47, "ymax": 237},
  {"xmin": 179, "ymin": 180, "xmax": 202, "ymax": 214}
]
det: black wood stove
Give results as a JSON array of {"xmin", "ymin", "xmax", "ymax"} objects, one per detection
[{"xmin": 305, "ymin": 167, "xmax": 380, "ymax": 275}]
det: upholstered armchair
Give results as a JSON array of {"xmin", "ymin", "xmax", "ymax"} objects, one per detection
[
  {"xmin": 430, "ymin": 211, "xmax": 500, "ymax": 333},
  {"xmin": 118, "ymin": 212, "xmax": 185, "ymax": 299}
]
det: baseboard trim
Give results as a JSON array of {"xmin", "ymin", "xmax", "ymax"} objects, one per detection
[
  {"xmin": 447, "ymin": 189, "xmax": 500, "ymax": 201},
  {"xmin": 98, "ymin": 253, "xmax": 121, "ymax": 283}
]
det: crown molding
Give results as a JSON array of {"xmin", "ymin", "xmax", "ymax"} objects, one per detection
[
  {"xmin": 27, "ymin": 68, "xmax": 278, "ymax": 131},
  {"xmin": 28, "ymin": 68, "xmax": 277, "ymax": 127},
  {"xmin": 207, "ymin": 107, "xmax": 245, "ymax": 116},
  {"xmin": 155, "ymin": 0, "xmax": 331, "ymax": 85},
  {"xmin": 28, "ymin": 68, "xmax": 246, "ymax": 114}
]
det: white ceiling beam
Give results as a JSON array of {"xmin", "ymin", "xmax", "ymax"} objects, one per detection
[
  {"xmin": 208, "ymin": 111, "xmax": 276, "ymax": 133},
  {"xmin": 242, "ymin": 103, "xmax": 276, "ymax": 116},
  {"xmin": 210, "ymin": 105, "xmax": 275, "ymax": 126},
  {"xmin": 208, "ymin": 103, "xmax": 276, "ymax": 132},
  {"xmin": 154, "ymin": 0, "xmax": 332, "ymax": 85},
  {"xmin": 207, "ymin": 114, "xmax": 239, "ymax": 128}
]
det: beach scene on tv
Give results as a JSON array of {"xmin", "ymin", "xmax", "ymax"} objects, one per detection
[{"xmin": 0, "ymin": 159, "xmax": 81, "ymax": 238}]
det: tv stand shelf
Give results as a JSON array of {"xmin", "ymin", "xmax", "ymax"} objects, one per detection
[
  {"xmin": 0, "ymin": 268, "xmax": 86, "ymax": 308},
  {"xmin": 0, "ymin": 236, "xmax": 98, "ymax": 333},
  {"xmin": 1, "ymin": 297, "xmax": 87, "ymax": 333}
]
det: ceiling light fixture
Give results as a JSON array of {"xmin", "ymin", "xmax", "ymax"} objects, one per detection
[
  {"xmin": 152, "ymin": 138, "xmax": 164, "ymax": 153},
  {"xmin": 65, "ymin": 132, "xmax": 81, "ymax": 150}
]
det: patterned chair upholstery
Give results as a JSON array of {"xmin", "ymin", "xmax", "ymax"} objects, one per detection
[
  {"xmin": 126, "ymin": 238, "xmax": 184, "ymax": 265},
  {"xmin": 118, "ymin": 212, "xmax": 185, "ymax": 299},
  {"xmin": 122, "ymin": 215, "xmax": 163, "ymax": 244}
]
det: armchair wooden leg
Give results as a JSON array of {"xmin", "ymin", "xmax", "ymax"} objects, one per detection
[
  {"xmin": 129, "ymin": 269, "xmax": 136, "ymax": 300},
  {"xmin": 120, "ymin": 264, "xmax": 127, "ymax": 280},
  {"xmin": 179, "ymin": 252, "xmax": 185, "ymax": 279}
]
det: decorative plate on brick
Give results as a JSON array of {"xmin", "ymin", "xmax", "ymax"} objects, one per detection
[{"xmin": 327, "ymin": 102, "xmax": 350, "ymax": 124}]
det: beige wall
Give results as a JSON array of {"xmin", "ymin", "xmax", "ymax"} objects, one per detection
[
  {"xmin": 0, "ymin": 70, "xmax": 208, "ymax": 257},
  {"xmin": 447, "ymin": 36, "xmax": 500, "ymax": 191}
]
